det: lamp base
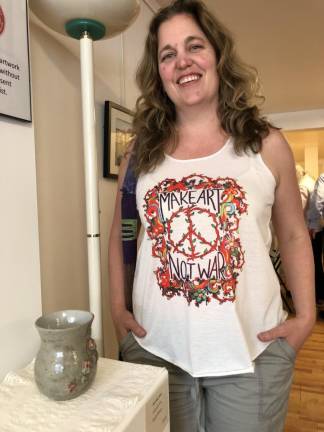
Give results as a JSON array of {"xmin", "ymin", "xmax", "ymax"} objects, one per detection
[{"xmin": 65, "ymin": 18, "xmax": 105, "ymax": 40}]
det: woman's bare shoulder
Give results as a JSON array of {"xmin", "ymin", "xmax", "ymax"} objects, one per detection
[{"xmin": 260, "ymin": 128, "xmax": 295, "ymax": 186}]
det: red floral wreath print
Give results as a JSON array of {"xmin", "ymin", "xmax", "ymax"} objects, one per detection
[{"xmin": 143, "ymin": 174, "xmax": 248, "ymax": 306}]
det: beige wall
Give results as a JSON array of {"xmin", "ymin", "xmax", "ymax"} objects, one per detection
[
  {"xmin": 283, "ymin": 129, "xmax": 324, "ymax": 180},
  {"xmin": 30, "ymin": 2, "xmax": 153, "ymax": 360},
  {"xmin": 267, "ymin": 111, "xmax": 324, "ymax": 181},
  {"xmin": 31, "ymin": 24, "xmax": 89, "ymax": 314}
]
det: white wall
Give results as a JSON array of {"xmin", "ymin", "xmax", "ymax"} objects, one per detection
[{"xmin": 0, "ymin": 117, "xmax": 42, "ymax": 381}]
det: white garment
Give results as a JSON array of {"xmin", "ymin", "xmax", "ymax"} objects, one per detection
[
  {"xmin": 133, "ymin": 138, "xmax": 287, "ymax": 377},
  {"xmin": 298, "ymin": 173, "xmax": 315, "ymax": 222},
  {"xmin": 307, "ymin": 173, "xmax": 324, "ymax": 231}
]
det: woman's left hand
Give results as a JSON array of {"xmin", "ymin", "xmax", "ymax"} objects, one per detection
[{"xmin": 257, "ymin": 315, "xmax": 315, "ymax": 353}]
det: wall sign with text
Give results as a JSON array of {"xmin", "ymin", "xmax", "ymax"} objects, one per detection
[{"xmin": 0, "ymin": 0, "xmax": 31, "ymax": 122}]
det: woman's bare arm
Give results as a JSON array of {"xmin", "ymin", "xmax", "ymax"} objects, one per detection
[
  {"xmin": 257, "ymin": 130, "xmax": 316, "ymax": 351},
  {"xmin": 108, "ymin": 152, "xmax": 146, "ymax": 342}
]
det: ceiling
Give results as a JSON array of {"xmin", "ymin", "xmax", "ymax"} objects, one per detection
[{"xmin": 156, "ymin": 0, "xmax": 324, "ymax": 114}]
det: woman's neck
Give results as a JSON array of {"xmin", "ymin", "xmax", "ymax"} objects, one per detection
[{"xmin": 174, "ymin": 106, "xmax": 228, "ymax": 153}]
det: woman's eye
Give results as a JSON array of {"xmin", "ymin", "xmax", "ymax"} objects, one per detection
[
  {"xmin": 190, "ymin": 44, "xmax": 203, "ymax": 52},
  {"xmin": 161, "ymin": 52, "xmax": 175, "ymax": 62}
]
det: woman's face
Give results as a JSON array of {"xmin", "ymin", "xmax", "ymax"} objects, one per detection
[{"xmin": 157, "ymin": 13, "xmax": 219, "ymax": 112}]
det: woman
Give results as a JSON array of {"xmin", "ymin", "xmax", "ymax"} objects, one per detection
[{"xmin": 108, "ymin": 1, "xmax": 315, "ymax": 431}]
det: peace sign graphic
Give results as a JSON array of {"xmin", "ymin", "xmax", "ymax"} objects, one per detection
[{"xmin": 167, "ymin": 206, "xmax": 219, "ymax": 259}]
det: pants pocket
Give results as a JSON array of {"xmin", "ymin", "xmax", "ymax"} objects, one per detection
[
  {"xmin": 256, "ymin": 340, "xmax": 294, "ymax": 421},
  {"xmin": 277, "ymin": 337, "xmax": 297, "ymax": 362},
  {"xmin": 119, "ymin": 331, "xmax": 133, "ymax": 353}
]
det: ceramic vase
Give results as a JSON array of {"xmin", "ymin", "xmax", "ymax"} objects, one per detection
[{"xmin": 34, "ymin": 310, "xmax": 98, "ymax": 401}]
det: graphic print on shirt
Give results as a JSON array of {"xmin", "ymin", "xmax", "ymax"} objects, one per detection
[{"xmin": 143, "ymin": 174, "xmax": 248, "ymax": 306}]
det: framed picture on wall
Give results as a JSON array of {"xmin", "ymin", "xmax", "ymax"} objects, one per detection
[
  {"xmin": 103, "ymin": 101, "xmax": 134, "ymax": 179},
  {"xmin": 0, "ymin": 0, "xmax": 32, "ymax": 122}
]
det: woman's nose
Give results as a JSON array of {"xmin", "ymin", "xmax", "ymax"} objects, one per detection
[{"xmin": 176, "ymin": 53, "xmax": 192, "ymax": 69}]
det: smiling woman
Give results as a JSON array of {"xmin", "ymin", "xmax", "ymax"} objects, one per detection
[
  {"xmin": 108, "ymin": 1, "xmax": 316, "ymax": 431},
  {"xmin": 132, "ymin": 0, "xmax": 271, "ymax": 175},
  {"xmin": 157, "ymin": 14, "xmax": 219, "ymax": 113}
]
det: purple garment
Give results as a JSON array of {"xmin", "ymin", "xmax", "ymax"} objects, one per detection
[{"xmin": 121, "ymin": 159, "xmax": 138, "ymax": 265}]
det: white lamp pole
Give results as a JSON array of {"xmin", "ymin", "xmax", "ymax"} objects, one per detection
[
  {"xmin": 29, "ymin": 1, "xmax": 141, "ymax": 355},
  {"xmin": 80, "ymin": 31, "xmax": 102, "ymax": 353}
]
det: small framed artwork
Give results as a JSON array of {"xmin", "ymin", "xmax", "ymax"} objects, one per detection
[
  {"xmin": 103, "ymin": 101, "xmax": 134, "ymax": 179},
  {"xmin": 0, "ymin": 0, "xmax": 32, "ymax": 122}
]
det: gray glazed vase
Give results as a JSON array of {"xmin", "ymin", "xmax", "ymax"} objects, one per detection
[{"xmin": 34, "ymin": 310, "xmax": 98, "ymax": 401}]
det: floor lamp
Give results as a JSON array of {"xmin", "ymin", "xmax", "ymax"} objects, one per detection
[{"xmin": 29, "ymin": 0, "xmax": 141, "ymax": 355}]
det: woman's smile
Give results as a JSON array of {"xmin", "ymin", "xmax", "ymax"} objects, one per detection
[{"xmin": 177, "ymin": 73, "xmax": 202, "ymax": 85}]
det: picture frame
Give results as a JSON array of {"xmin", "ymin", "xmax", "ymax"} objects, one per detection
[
  {"xmin": 0, "ymin": 0, "xmax": 32, "ymax": 122},
  {"xmin": 103, "ymin": 101, "xmax": 134, "ymax": 179}
]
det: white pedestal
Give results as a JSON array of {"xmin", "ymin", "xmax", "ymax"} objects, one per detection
[{"xmin": 0, "ymin": 357, "xmax": 170, "ymax": 432}]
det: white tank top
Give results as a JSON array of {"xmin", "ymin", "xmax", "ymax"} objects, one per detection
[{"xmin": 133, "ymin": 137, "xmax": 287, "ymax": 377}]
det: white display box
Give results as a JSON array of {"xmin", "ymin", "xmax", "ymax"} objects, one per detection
[
  {"xmin": 0, "ymin": 357, "xmax": 170, "ymax": 432},
  {"xmin": 118, "ymin": 363, "xmax": 170, "ymax": 432}
]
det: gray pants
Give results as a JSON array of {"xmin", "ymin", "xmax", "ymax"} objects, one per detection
[{"xmin": 120, "ymin": 333, "xmax": 295, "ymax": 432}]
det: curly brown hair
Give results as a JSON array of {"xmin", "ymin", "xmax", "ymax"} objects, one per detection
[{"xmin": 132, "ymin": 0, "xmax": 274, "ymax": 176}]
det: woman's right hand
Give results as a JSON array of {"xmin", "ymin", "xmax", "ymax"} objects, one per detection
[{"xmin": 113, "ymin": 309, "xmax": 146, "ymax": 343}]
